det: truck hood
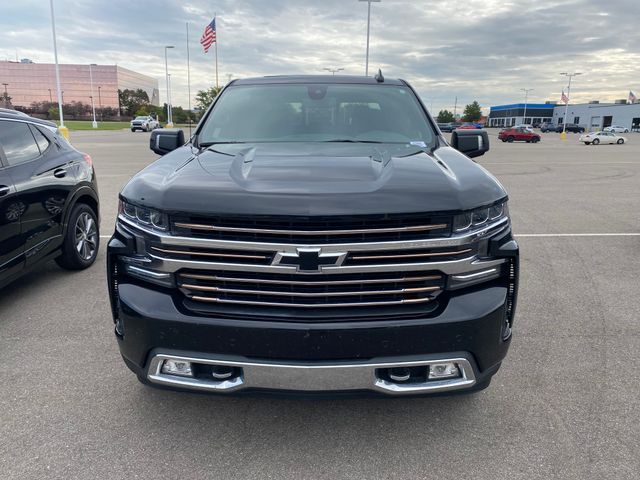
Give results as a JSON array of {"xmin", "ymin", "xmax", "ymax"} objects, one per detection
[{"xmin": 121, "ymin": 142, "xmax": 507, "ymax": 216}]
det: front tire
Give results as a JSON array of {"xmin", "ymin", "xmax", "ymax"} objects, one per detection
[
  {"xmin": 55, "ymin": 203, "xmax": 99, "ymax": 270},
  {"xmin": 592, "ymin": 138, "xmax": 600, "ymax": 145},
  {"xmin": 507, "ymin": 136, "xmax": 514, "ymax": 143},
  {"xmin": 617, "ymin": 138, "xmax": 624, "ymax": 144},
  {"xmin": 131, "ymin": 128, "xmax": 136, "ymax": 132}
]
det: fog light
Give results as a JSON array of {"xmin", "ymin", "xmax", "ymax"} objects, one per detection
[
  {"xmin": 161, "ymin": 359, "xmax": 193, "ymax": 377},
  {"xmin": 428, "ymin": 363, "xmax": 460, "ymax": 380}
]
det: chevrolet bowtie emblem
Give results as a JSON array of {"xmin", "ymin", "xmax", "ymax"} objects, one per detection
[{"xmin": 273, "ymin": 248, "xmax": 346, "ymax": 272}]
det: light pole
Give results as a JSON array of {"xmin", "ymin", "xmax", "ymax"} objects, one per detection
[
  {"xmin": 168, "ymin": 73, "xmax": 172, "ymax": 125},
  {"xmin": 323, "ymin": 67, "xmax": 344, "ymax": 76},
  {"xmin": 1, "ymin": 83, "xmax": 8, "ymax": 108},
  {"xmin": 560, "ymin": 72, "xmax": 582, "ymax": 136},
  {"xmin": 97, "ymin": 86, "xmax": 102, "ymax": 119},
  {"xmin": 358, "ymin": 0, "xmax": 381, "ymax": 76},
  {"xmin": 520, "ymin": 88, "xmax": 534, "ymax": 125},
  {"xmin": 49, "ymin": 0, "xmax": 67, "ymax": 138},
  {"xmin": 89, "ymin": 63, "xmax": 98, "ymax": 128},
  {"xmin": 164, "ymin": 45, "xmax": 175, "ymax": 127}
]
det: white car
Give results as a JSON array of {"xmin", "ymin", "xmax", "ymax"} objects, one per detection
[
  {"xmin": 579, "ymin": 131, "xmax": 627, "ymax": 145},
  {"xmin": 514, "ymin": 124, "xmax": 534, "ymax": 132},
  {"xmin": 130, "ymin": 116, "xmax": 160, "ymax": 132},
  {"xmin": 603, "ymin": 125, "xmax": 629, "ymax": 133}
]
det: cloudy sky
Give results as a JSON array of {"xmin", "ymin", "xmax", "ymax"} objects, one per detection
[{"xmin": 1, "ymin": 0, "xmax": 639, "ymax": 113}]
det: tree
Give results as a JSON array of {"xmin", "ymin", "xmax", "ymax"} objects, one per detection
[
  {"xmin": 437, "ymin": 110, "xmax": 455, "ymax": 123},
  {"xmin": 462, "ymin": 101, "xmax": 482, "ymax": 122},
  {"xmin": 194, "ymin": 86, "xmax": 222, "ymax": 112},
  {"xmin": 1, "ymin": 92, "xmax": 12, "ymax": 109},
  {"xmin": 118, "ymin": 88, "xmax": 150, "ymax": 116}
]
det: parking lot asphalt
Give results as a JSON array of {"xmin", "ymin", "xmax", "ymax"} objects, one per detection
[{"xmin": 1, "ymin": 130, "xmax": 639, "ymax": 480}]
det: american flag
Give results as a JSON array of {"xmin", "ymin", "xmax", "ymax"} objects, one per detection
[
  {"xmin": 629, "ymin": 90, "xmax": 637, "ymax": 104},
  {"xmin": 561, "ymin": 89, "xmax": 569, "ymax": 104},
  {"xmin": 200, "ymin": 18, "xmax": 217, "ymax": 53}
]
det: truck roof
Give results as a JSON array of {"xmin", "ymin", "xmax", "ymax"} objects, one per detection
[{"xmin": 232, "ymin": 75, "xmax": 406, "ymax": 86}]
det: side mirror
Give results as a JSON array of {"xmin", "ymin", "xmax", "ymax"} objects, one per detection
[
  {"xmin": 150, "ymin": 129, "xmax": 185, "ymax": 155},
  {"xmin": 450, "ymin": 128, "xmax": 490, "ymax": 158}
]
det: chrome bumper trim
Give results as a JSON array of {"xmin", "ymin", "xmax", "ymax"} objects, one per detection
[
  {"xmin": 146, "ymin": 353, "xmax": 477, "ymax": 395},
  {"xmin": 144, "ymin": 253, "xmax": 506, "ymax": 275}
]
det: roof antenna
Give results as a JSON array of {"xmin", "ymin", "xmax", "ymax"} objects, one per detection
[{"xmin": 374, "ymin": 68, "xmax": 384, "ymax": 83}]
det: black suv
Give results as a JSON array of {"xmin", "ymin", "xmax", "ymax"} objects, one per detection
[
  {"xmin": 108, "ymin": 75, "xmax": 519, "ymax": 397},
  {"xmin": 556, "ymin": 123, "xmax": 585, "ymax": 133},
  {"xmin": 0, "ymin": 112, "xmax": 100, "ymax": 288}
]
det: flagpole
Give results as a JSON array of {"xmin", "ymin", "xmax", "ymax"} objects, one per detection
[
  {"xmin": 214, "ymin": 13, "xmax": 219, "ymax": 89},
  {"xmin": 186, "ymin": 22, "xmax": 192, "ymax": 136}
]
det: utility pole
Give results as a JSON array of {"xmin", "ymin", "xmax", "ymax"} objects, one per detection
[
  {"xmin": 97, "ymin": 86, "xmax": 102, "ymax": 120},
  {"xmin": 453, "ymin": 96, "xmax": 458, "ymax": 120},
  {"xmin": 323, "ymin": 67, "xmax": 344, "ymax": 76},
  {"xmin": 164, "ymin": 45, "xmax": 175, "ymax": 127},
  {"xmin": 560, "ymin": 72, "xmax": 582, "ymax": 138},
  {"xmin": 358, "ymin": 0, "xmax": 381, "ymax": 76},
  {"xmin": 49, "ymin": 0, "xmax": 67, "ymax": 138},
  {"xmin": 520, "ymin": 88, "xmax": 534, "ymax": 125},
  {"xmin": 89, "ymin": 63, "xmax": 98, "ymax": 128}
]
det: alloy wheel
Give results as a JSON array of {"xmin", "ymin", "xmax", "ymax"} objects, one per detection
[{"xmin": 75, "ymin": 212, "xmax": 98, "ymax": 261}]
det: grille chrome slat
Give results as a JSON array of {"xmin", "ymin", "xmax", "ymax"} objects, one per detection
[
  {"xmin": 180, "ymin": 283, "xmax": 441, "ymax": 297},
  {"xmin": 150, "ymin": 246, "xmax": 268, "ymax": 260},
  {"xmin": 190, "ymin": 296, "xmax": 433, "ymax": 308},
  {"xmin": 174, "ymin": 222, "xmax": 448, "ymax": 236},
  {"xmin": 350, "ymin": 248, "xmax": 472, "ymax": 261},
  {"xmin": 179, "ymin": 273, "xmax": 442, "ymax": 286}
]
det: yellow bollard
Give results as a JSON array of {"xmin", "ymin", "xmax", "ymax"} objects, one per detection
[
  {"xmin": 58, "ymin": 125, "xmax": 70, "ymax": 140},
  {"xmin": 165, "ymin": 123, "xmax": 174, "ymax": 128},
  {"xmin": 560, "ymin": 131, "xmax": 567, "ymax": 141}
]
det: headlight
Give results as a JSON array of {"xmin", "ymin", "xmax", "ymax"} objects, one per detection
[
  {"xmin": 119, "ymin": 199, "xmax": 168, "ymax": 230},
  {"xmin": 453, "ymin": 201, "xmax": 508, "ymax": 233}
]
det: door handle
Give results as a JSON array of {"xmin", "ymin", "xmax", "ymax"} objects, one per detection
[
  {"xmin": 53, "ymin": 168, "xmax": 67, "ymax": 178},
  {"xmin": 0, "ymin": 185, "xmax": 10, "ymax": 197}
]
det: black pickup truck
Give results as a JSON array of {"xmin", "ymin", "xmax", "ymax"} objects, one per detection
[{"xmin": 107, "ymin": 75, "xmax": 519, "ymax": 397}]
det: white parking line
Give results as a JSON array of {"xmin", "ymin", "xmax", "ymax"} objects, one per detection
[{"xmin": 517, "ymin": 233, "xmax": 640, "ymax": 237}]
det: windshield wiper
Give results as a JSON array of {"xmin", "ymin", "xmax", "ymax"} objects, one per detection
[
  {"xmin": 199, "ymin": 141, "xmax": 247, "ymax": 147},
  {"xmin": 322, "ymin": 139, "xmax": 386, "ymax": 144}
]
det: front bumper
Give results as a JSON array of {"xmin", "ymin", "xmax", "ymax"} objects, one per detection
[{"xmin": 112, "ymin": 280, "xmax": 512, "ymax": 396}]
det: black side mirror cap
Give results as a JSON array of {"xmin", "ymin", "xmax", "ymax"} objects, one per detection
[
  {"xmin": 450, "ymin": 129, "xmax": 490, "ymax": 158},
  {"xmin": 150, "ymin": 129, "xmax": 185, "ymax": 155}
]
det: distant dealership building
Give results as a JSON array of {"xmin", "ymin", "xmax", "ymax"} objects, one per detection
[
  {"xmin": 0, "ymin": 61, "xmax": 159, "ymax": 110},
  {"xmin": 487, "ymin": 103, "xmax": 556, "ymax": 127},
  {"xmin": 489, "ymin": 100, "xmax": 640, "ymax": 131},
  {"xmin": 551, "ymin": 102, "xmax": 640, "ymax": 132}
]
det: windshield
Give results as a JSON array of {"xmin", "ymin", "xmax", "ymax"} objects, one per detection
[
  {"xmin": 135, "ymin": 116, "xmax": 148, "ymax": 120},
  {"xmin": 198, "ymin": 84, "xmax": 435, "ymax": 145}
]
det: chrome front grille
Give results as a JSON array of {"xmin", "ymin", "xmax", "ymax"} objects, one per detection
[
  {"xmin": 171, "ymin": 213, "xmax": 451, "ymax": 244},
  {"xmin": 118, "ymin": 213, "xmax": 510, "ymax": 320},
  {"xmin": 177, "ymin": 270, "xmax": 444, "ymax": 309}
]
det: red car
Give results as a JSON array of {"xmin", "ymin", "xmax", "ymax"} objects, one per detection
[{"xmin": 498, "ymin": 127, "xmax": 541, "ymax": 143}]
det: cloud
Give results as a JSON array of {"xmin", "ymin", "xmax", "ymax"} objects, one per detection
[{"xmin": 1, "ymin": 0, "xmax": 639, "ymax": 112}]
